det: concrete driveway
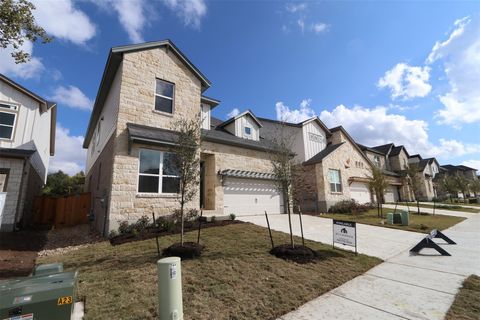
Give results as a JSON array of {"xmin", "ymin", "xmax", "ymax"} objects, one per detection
[{"xmin": 240, "ymin": 213, "xmax": 480, "ymax": 320}]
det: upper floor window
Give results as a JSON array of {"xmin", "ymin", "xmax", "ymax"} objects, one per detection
[
  {"xmin": 328, "ymin": 169, "xmax": 342, "ymax": 193},
  {"xmin": 138, "ymin": 149, "xmax": 180, "ymax": 194},
  {"xmin": 244, "ymin": 127, "xmax": 251, "ymax": 135},
  {"xmin": 155, "ymin": 79, "xmax": 174, "ymax": 114},
  {"xmin": 0, "ymin": 103, "xmax": 17, "ymax": 140},
  {"xmin": 374, "ymin": 155, "xmax": 381, "ymax": 167}
]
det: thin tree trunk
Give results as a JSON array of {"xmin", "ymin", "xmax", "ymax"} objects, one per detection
[
  {"xmin": 285, "ymin": 187, "xmax": 294, "ymax": 248},
  {"xmin": 180, "ymin": 190, "xmax": 185, "ymax": 245},
  {"xmin": 417, "ymin": 200, "xmax": 420, "ymax": 215}
]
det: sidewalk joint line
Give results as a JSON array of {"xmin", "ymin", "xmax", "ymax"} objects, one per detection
[
  {"xmin": 366, "ymin": 273, "xmax": 455, "ymax": 296},
  {"xmin": 330, "ymin": 292, "xmax": 412, "ymax": 320},
  {"xmin": 384, "ymin": 261, "xmax": 468, "ymax": 277}
]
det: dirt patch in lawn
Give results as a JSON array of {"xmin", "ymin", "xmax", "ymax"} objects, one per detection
[
  {"xmin": 270, "ymin": 244, "xmax": 318, "ymax": 264},
  {"xmin": 0, "ymin": 224, "xmax": 101, "ymax": 279},
  {"xmin": 163, "ymin": 242, "xmax": 205, "ymax": 260},
  {"xmin": 38, "ymin": 223, "xmax": 381, "ymax": 320},
  {"xmin": 445, "ymin": 275, "xmax": 480, "ymax": 320}
]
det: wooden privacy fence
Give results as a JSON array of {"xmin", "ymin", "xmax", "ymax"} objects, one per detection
[{"xmin": 32, "ymin": 192, "xmax": 91, "ymax": 228}]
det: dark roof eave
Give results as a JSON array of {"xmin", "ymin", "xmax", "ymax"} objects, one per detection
[{"xmin": 202, "ymin": 134, "xmax": 276, "ymax": 153}]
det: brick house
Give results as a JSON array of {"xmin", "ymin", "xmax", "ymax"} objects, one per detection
[
  {"xmin": 84, "ymin": 40, "xmax": 380, "ymax": 235},
  {"xmin": 0, "ymin": 74, "xmax": 56, "ymax": 231}
]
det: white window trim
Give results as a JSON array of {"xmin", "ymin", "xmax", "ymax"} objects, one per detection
[
  {"xmin": 0, "ymin": 105, "xmax": 18, "ymax": 141},
  {"xmin": 328, "ymin": 169, "xmax": 342, "ymax": 193},
  {"xmin": 154, "ymin": 78, "xmax": 175, "ymax": 114},
  {"xmin": 244, "ymin": 126, "xmax": 252, "ymax": 135},
  {"xmin": 138, "ymin": 149, "xmax": 180, "ymax": 194}
]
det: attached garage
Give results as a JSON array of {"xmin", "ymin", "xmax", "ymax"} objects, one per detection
[
  {"xmin": 349, "ymin": 182, "xmax": 372, "ymax": 204},
  {"xmin": 384, "ymin": 185, "xmax": 399, "ymax": 203},
  {"xmin": 222, "ymin": 177, "xmax": 284, "ymax": 216}
]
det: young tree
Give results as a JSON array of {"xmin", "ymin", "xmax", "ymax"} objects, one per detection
[
  {"xmin": 452, "ymin": 173, "xmax": 470, "ymax": 201},
  {"xmin": 368, "ymin": 166, "xmax": 389, "ymax": 218},
  {"xmin": 406, "ymin": 163, "xmax": 422, "ymax": 214},
  {"xmin": 436, "ymin": 174, "xmax": 458, "ymax": 203},
  {"xmin": 0, "ymin": 0, "xmax": 51, "ymax": 63},
  {"xmin": 173, "ymin": 116, "xmax": 201, "ymax": 245},
  {"xmin": 269, "ymin": 122, "xmax": 297, "ymax": 248},
  {"xmin": 470, "ymin": 179, "xmax": 480, "ymax": 198}
]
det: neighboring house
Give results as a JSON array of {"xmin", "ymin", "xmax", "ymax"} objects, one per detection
[
  {"xmin": 84, "ymin": 40, "xmax": 383, "ymax": 235},
  {"xmin": 357, "ymin": 143, "xmax": 403, "ymax": 203},
  {"xmin": 0, "ymin": 74, "xmax": 57, "ymax": 232},
  {"xmin": 408, "ymin": 155, "xmax": 440, "ymax": 201},
  {"xmin": 439, "ymin": 164, "xmax": 478, "ymax": 198}
]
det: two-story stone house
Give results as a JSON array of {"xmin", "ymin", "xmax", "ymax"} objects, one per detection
[
  {"xmin": 408, "ymin": 155, "xmax": 440, "ymax": 200},
  {"xmin": 439, "ymin": 164, "xmax": 478, "ymax": 198},
  {"xmin": 84, "ymin": 40, "xmax": 379, "ymax": 235},
  {"xmin": 0, "ymin": 74, "xmax": 56, "ymax": 232}
]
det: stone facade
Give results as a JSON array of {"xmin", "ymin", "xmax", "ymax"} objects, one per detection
[
  {"xmin": 107, "ymin": 47, "xmax": 202, "ymax": 231},
  {"xmin": 390, "ymin": 149, "xmax": 409, "ymax": 172}
]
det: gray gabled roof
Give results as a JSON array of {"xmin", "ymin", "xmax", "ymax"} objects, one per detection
[
  {"xmin": 84, "ymin": 39, "xmax": 211, "ymax": 148},
  {"xmin": 202, "ymin": 128, "xmax": 278, "ymax": 153},
  {"xmin": 201, "ymin": 95, "xmax": 220, "ymax": 108},
  {"xmin": 303, "ymin": 143, "xmax": 344, "ymax": 165},
  {"xmin": 218, "ymin": 110, "xmax": 263, "ymax": 129},
  {"xmin": 372, "ymin": 143, "xmax": 394, "ymax": 155}
]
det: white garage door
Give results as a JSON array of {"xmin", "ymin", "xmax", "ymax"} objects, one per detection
[
  {"xmin": 223, "ymin": 178, "xmax": 284, "ymax": 216},
  {"xmin": 349, "ymin": 182, "xmax": 371, "ymax": 204},
  {"xmin": 384, "ymin": 185, "xmax": 399, "ymax": 203}
]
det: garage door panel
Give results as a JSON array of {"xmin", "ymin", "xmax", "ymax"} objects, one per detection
[
  {"xmin": 223, "ymin": 178, "xmax": 284, "ymax": 216},
  {"xmin": 349, "ymin": 182, "xmax": 371, "ymax": 204},
  {"xmin": 384, "ymin": 186, "xmax": 399, "ymax": 203}
]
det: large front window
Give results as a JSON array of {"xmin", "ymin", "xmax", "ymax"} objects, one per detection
[
  {"xmin": 0, "ymin": 103, "xmax": 17, "ymax": 140},
  {"xmin": 328, "ymin": 169, "xmax": 342, "ymax": 193},
  {"xmin": 155, "ymin": 79, "xmax": 174, "ymax": 113},
  {"xmin": 138, "ymin": 149, "xmax": 180, "ymax": 193}
]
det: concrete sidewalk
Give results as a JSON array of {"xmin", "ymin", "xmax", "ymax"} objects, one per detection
[
  {"xmin": 419, "ymin": 201, "xmax": 480, "ymax": 211},
  {"xmin": 240, "ymin": 214, "xmax": 424, "ymax": 260},
  {"xmin": 271, "ymin": 214, "xmax": 480, "ymax": 320},
  {"xmin": 383, "ymin": 204, "xmax": 474, "ymax": 218}
]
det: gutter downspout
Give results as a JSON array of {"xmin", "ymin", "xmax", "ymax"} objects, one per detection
[{"xmin": 13, "ymin": 158, "xmax": 28, "ymax": 231}]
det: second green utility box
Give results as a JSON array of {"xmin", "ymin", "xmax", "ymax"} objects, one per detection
[
  {"xmin": 400, "ymin": 210, "xmax": 409, "ymax": 226},
  {"xmin": 0, "ymin": 268, "xmax": 77, "ymax": 320}
]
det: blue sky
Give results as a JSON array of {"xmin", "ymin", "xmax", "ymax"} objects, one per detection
[{"xmin": 1, "ymin": 0, "xmax": 479, "ymax": 174}]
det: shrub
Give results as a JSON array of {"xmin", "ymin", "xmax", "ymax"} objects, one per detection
[
  {"xmin": 229, "ymin": 213, "xmax": 236, "ymax": 221},
  {"xmin": 328, "ymin": 199, "xmax": 373, "ymax": 214},
  {"xmin": 118, "ymin": 221, "xmax": 130, "ymax": 234},
  {"xmin": 156, "ymin": 215, "xmax": 176, "ymax": 232},
  {"xmin": 108, "ymin": 230, "xmax": 118, "ymax": 239},
  {"xmin": 133, "ymin": 215, "xmax": 151, "ymax": 231},
  {"xmin": 172, "ymin": 208, "xmax": 199, "ymax": 223}
]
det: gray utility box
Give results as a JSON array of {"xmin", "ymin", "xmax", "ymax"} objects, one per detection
[{"xmin": 0, "ymin": 266, "xmax": 77, "ymax": 320}]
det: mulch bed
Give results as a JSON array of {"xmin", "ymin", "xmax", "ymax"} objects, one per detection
[
  {"xmin": 163, "ymin": 242, "xmax": 205, "ymax": 260},
  {"xmin": 109, "ymin": 220, "xmax": 242, "ymax": 246},
  {"xmin": 270, "ymin": 244, "xmax": 318, "ymax": 264}
]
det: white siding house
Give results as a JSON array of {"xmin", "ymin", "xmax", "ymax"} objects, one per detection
[{"xmin": 0, "ymin": 74, "xmax": 56, "ymax": 231}]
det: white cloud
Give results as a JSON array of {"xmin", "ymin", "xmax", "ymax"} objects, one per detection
[
  {"xmin": 0, "ymin": 42, "xmax": 44, "ymax": 79},
  {"xmin": 49, "ymin": 125, "xmax": 85, "ymax": 175},
  {"xmin": 297, "ymin": 19, "xmax": 305, "ymax": 33},
  {"xmin": 311, "ymin": 23, "xmax": 329, "ymax": 34},
  {"xmin": 51, "ymin": 86, "xmax": 93, "ymax": 111},
  {"xmin": 377, "ymin": 63, "xmax": 431, "ymax": 100},
  {"xmin": 275, "ymin": 99, "xmax": 315, "ymax": 122},
  {"xmin": 111, "ymin": 0, "xmax": 147, "ymax": 42},
  {"xmin": 461, "ymin": 159, "xmax": 480, "ymax": 170},
  {"xmin": 426, "ymin": 16, "xmax": 480, "ymax": 127},
  {"xmin": 227, "ymin": 108, "xmax": 240, "ymax": 118},
  {"xmin": 286, "ymin": 3, "xmax": 307, "ymax": 13},
  {"xmin": 164, "ymin": 0, "xmax": 207, "ymax": 28},
  {"xmin": 31, "ymin": 0, "xmax": 96, "ymax": 45},
  {"xmin": 431, "ymin": 139, "xmax": 480, "ymax": 158}
]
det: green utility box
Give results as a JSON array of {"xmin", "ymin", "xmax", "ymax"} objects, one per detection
[
  {"xmin": 386, "ymin": 212, "xmax": 394, "ymax": 225},
  {"xmin": 400, "ymin": 210, "xmax": 409, "ymax": 226},
  {"xmin": 33, "ymin": 263, "xmax": 63, "ymax": 276},
  {"xmin": 0, "ymin": 267, "xmax": 77, "ymax": 320}
]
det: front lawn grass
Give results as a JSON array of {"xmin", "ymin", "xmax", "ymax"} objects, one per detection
[
  {"xmin": 445, "ymin": 275, "xmax": 480, "ymax": 320},
  {"xmin": 322, "ymin": 209, "xmax": 465, "ymax": 233},
  {"xmin": 402, "ymin": 202, "xmax": 479, "ymax": 213},
  {"xmin": 37, "ymin": 223, "xmax": 380, "ymax": 320}
]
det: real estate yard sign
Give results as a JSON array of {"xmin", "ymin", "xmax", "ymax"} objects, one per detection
[{"xmin": 333, "ymin": 220, "xmax": 357, "ymax": 254}]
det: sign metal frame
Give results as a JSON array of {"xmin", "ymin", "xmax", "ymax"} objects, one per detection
[{"xmin": 332, "ymin": 219, "xmax": 357, "ymax": 254}]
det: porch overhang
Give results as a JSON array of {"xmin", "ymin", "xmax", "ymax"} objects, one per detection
[
  {"xmin": 127, "ymin": 123, "xmax": 179, "ymax": 154},
  {"xmin": 0, "ymin": 148, "xmax": 35, "ymax": 159}
]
